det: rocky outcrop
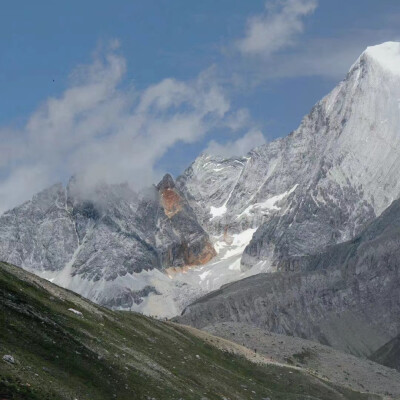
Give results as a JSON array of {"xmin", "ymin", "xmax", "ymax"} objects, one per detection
[
  {"xmin": 177, "ymin": 198, "xmax": 400, "ymax": 357},
  {"xmin": 152, "ymin": 173, "xmax": 216, "ymax": 268},
  {"xmin": 157, "ymin": 173, "xmax": 183, "ymax": 218}
]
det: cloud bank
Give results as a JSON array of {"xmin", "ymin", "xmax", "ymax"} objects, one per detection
[{"xmin": 0, "ymin": 44, "xmax": 249, "ymax": 213}]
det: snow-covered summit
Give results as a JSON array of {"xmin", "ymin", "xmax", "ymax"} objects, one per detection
[{"xmin": 363, "ymin": 41, "xmax": 400, "ymax": 75}]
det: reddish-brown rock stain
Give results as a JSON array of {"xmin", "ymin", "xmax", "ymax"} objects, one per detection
[
  {"xmin": 160, "ymin": 188, "xmax": 182, "ymax": 218},
  {"xmin": 185, "ymin": 241, "xmax": 216, "ymax": 266},
  {"xmin": 165, "ymin": 242, "xmax": 216, "ymax": 277}
]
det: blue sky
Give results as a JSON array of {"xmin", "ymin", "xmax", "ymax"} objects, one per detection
[{"xmin": 1, "ymin": 0, "xmax": 400, "ymax": 212}]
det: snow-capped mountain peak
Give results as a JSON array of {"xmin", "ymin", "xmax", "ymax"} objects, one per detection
[
  {"xmin": 1, "ymin": 42, "xmax": 400, "ymax": 317},
  {"xmin": 363, "ymin": 41, "xmax": 400, "ymax": 75}
]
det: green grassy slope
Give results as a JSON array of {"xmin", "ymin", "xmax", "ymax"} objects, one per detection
[{"xmin": 0, "ymin": 262, "xmax": 379, "ymax": 400}]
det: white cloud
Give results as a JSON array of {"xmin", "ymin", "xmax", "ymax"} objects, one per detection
[
  {"xmin": 234, "ymin": 37, "xmax": 369, "ymax": 85},
  {"xmin": 205, "ymin": 129, "xmax": 266, "ymax": 158},
  {"xmin": 0, "ymin": 44, "xmax": 238, "ymax": 213},
  {"xmin": 237, "ymin": 0, "xmax": 318, "ymax": 56},
  {"xmin": 224, "ymin": 108, "xmax": 251, "ymax": 131},
  {"xmin": 231, "ymin": 1, "xmax": 400, "ymax": 83}
]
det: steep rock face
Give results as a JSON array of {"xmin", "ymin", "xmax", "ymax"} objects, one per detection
[
  {"xmin": 176, "ymin": 154, "xmax": 247, "ymax": 232},
  {"xmin": 0, "ymin": 180, "xmax": 161, "ymax": 282},
  {"xmin": 67, "ymin": 180, "xmax": 160, "ymax": 282},
  {"xmin": 177, "ymin": 198, "xmax": 400, "ymax": 357},
  {"xmin": 0, "ymin": 183, "xmax": 78, "ymax": 273}
]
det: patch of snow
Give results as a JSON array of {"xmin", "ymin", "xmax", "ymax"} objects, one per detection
[
  {"xmin": 210, "ymin": 204, "xmax": 227, "ymax": 219},
  {"xmin": 199, "ymin": 270, "xmax": 212, "ymax": 281},
  {"xmin": 208, "ymin": 161, "xmax": 246, "ymax": 220},
  {"xmin": 239, "ymin": 184, "xmax": 298, "ymax": 217},
  {"xmin": 221, "ymin": 229, "xmax": 257, "ymax": 260}
]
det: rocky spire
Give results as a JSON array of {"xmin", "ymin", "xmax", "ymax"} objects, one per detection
[{"xmin": 156, "ymin": 173, "xmax": 175, "ymax": 191}]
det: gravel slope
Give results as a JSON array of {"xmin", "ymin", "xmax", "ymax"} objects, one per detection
[{"xmin": 201, "ymin": 322, "xmax": 400, "ymax": 398}]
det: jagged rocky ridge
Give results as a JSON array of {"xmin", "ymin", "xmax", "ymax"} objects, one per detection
[
  {"xmin": 176, "ymin": 197, "xmax": 400, "ymax": 357},
  {"xmin": 0, "ymin": 174, "xmax": 215, "ymax": 308},
  {"xmin": 0, "ymin": 42, "xmax": 400, "ymax": 316}
]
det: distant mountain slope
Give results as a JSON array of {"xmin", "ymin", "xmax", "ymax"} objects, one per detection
[
  {"xmin": 0, "ymin": 262, "xmax": 375, "ymax": 400},
  {"xmin": 177, "ymin": 198, "xmax": 400, "ymax": 357},
  {"xmin": 370, "ymin": 334, "xmax": 400, "ymax": 372}
]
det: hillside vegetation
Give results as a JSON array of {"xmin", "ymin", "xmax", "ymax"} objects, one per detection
[{"xmin": 0, "ymin": 262, "xmax": 381, "ymax": 400}]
